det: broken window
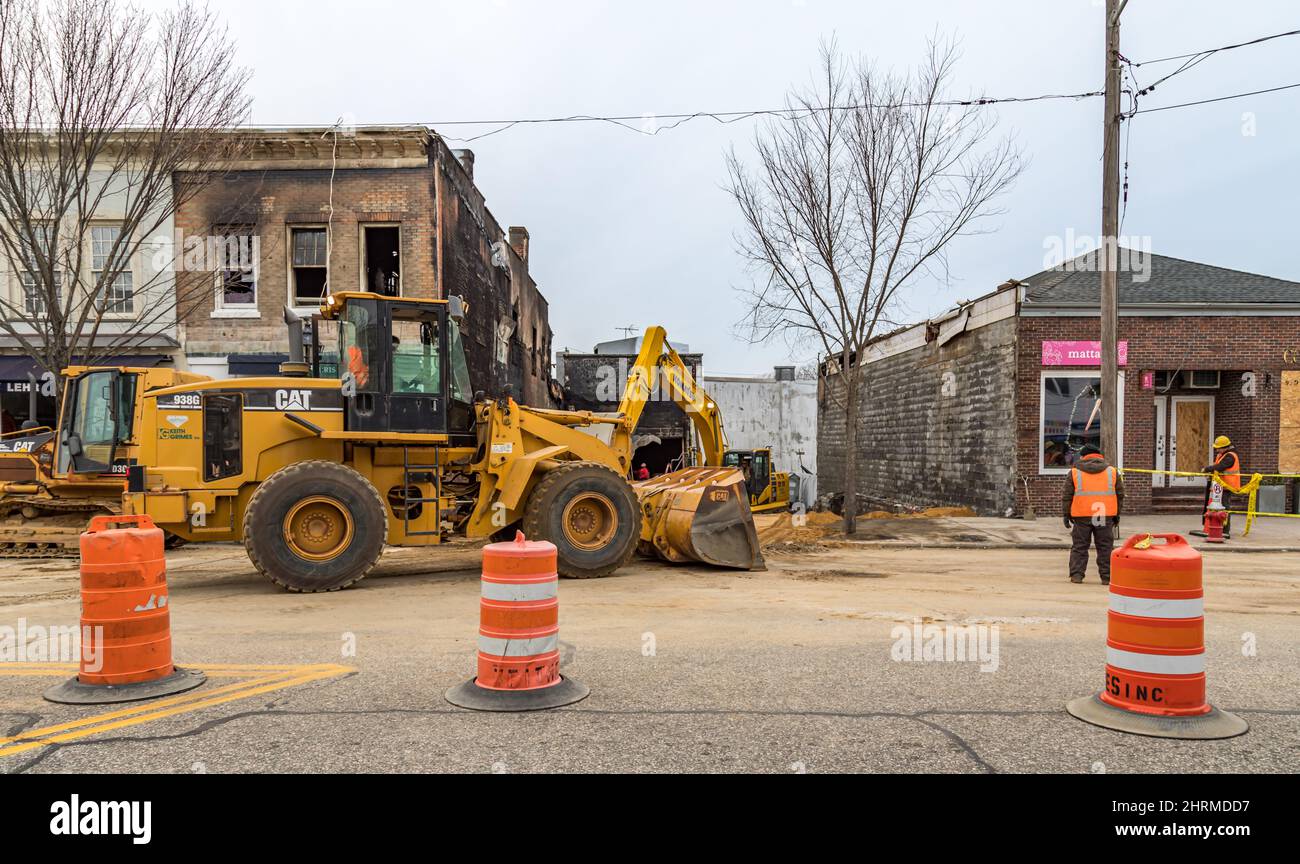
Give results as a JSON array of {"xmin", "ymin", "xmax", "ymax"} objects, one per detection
[
  {"xmin": 1040, "ymin": 372, "xmax": 1125, "ymax": 473},
  {"xmin": 216, "ymin": 225, "xmax": 257, "ymax": 311},
  {"xmin": 291, "ymin": 227, "xmax": 328, "ymax": 306},
  {"xmin": 363, "ymin": 225, "xmax": 401, "ymax": 296}
]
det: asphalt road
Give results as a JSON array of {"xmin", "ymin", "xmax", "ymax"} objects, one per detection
[{"xmin": 1, "ymin": 534, "xmax": 1296, "ymax": 773}]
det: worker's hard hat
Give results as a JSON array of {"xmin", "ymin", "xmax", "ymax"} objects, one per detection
[{"xmin": 1213, "ymin": 435, "xmax": 1232, "ymax": 449}]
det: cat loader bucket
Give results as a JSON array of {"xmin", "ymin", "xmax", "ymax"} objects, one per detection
[{"xmin": 634, "ymin": 466, "xmax": 765, "ymax": 570}]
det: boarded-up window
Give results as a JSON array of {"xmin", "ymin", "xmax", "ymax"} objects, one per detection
[{"xmin": 1280, "ymin": 371, "xmax": 1300, "ymax": 473}]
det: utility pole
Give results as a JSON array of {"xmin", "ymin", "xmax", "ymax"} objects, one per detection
[{"xmin": 1100, "ymin": 0, "xmax": 1125, "ymax": 462}]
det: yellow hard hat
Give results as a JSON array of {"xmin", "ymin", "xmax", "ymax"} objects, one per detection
[{"xmin": 1213, "ymin": 435, "xmax": 1231, "ymax": 449}]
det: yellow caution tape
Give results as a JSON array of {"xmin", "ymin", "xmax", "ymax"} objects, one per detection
[{"xmin": 1117, "ymin": 467, "xmax": 1296, "ymax": 537}]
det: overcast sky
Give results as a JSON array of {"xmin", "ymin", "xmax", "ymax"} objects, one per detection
[{"xmin": 175, "ymin": 0, "xmax": 1300, "ymax": 373}]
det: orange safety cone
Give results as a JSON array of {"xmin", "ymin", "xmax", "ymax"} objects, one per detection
[
  {"xmin": 1067, "ymin": 533, "xmax": 1247, "ymax": 739},
  {"xmin": 445, "ymin": 531, "xmax": 588, "ymax": 711},
  {"xmin": 44, "ymin": 515, "xmax": 205, "ymax": 704}
]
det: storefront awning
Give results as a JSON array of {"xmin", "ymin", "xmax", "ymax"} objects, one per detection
[
  {"xmin": 227, "ymin": 353, "xmax": 288, "ymax": 376},
  {"xmin": 0, "ymin": 353, "xmax": 171, "ymax": 381}
]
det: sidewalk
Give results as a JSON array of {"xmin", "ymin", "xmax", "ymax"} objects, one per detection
[{"xmin": 834, "ymin": 512, "xmax": 1300, "ymax": 552}]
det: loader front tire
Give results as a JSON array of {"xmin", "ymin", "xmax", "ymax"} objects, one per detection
[
  {"xmin": 521, "ymin": 461, "xmax": 639, "ymax": 578},
  {"xmin": 243, "ymin": 461, "xmax": 388, "ymax": 592}
]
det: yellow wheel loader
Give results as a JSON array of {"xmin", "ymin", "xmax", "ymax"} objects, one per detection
[
  {"xmin": 621, "ymin": 326, "xmax": 792, "ymax": 514},
  {"xmin": 0, "ymin": 366, "xmax": 207, "ymax": 556},
  {"xmin": 75, "ymin": 291, "xmax": 764, "ymax": 592}
]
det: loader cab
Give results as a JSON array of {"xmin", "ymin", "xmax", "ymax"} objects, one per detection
[
  {"xmin": 724, "ymin": 448, "xmax": 771, "ymax": 502},
  {"xmin": 57, "ymin": 368, "xmax": 136, "ymax": 476},
  {"xmin": 327, "ymin": 292, "xmax": 474, "ymax": 439}
]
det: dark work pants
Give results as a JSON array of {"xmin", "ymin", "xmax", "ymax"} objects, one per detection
[{"xmin": 1069, "ymin": 519, "xmax": 1115, "ymax": 581}]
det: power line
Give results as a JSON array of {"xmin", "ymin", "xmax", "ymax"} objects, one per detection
[
  {"xmin": 1133, "ymin": 80, "xmax": 1300, "ymax": 114},
  {"xmin": 1132, "ymin": 28, "xmax": 1300, "ymax": 66},
  {"xmin": 239, "ymin": 88, "xmax": 1105, "ymax": 143}
]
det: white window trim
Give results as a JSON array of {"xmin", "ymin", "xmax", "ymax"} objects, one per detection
[
  {"xmin": 287, "ymin": 224, "xmax": 329, "ymax": 308},
  {"xmin": 9, "ymin": 222, "xmax": 66, "ymax": 320},
  {"xmin": 212, "ymin": 227, "xmax": 261, "ymax": 319},
  {"xmin": 359, "ymin": 223, "xmax": 402, "ymax": 296},
  {"xmin": 1038, "ymin": 369, "xmax": 1126, "ymax": 475},
  {"xmin": 88, "ymin": 222, "xmax": 138, "ymax": 321}
]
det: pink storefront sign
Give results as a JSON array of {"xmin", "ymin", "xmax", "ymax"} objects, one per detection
[{"xmin": 1040, "ymin": 340, "xmax": 1128, "ymax": 366}]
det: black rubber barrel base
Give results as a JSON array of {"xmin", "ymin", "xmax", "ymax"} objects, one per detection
[
  {"xmin": 1067, "ymin": 693, "xmax": 1248, "ymax": 740},
  {"xmin": 445, "ymin": 675, "xmax": 589, "ymax": 712},
  {"xmin": 44, "ymin": 667, "xmax": 207, "ymax": 705}
]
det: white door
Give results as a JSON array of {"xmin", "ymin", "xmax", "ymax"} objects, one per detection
[
  {"xmin": 1152, "ymin": 396, "xmax": 1167, "ymax": 488},
  {"xmin": 1169, "ymin": 396, "xmax": 1214, "ymax": 487}
]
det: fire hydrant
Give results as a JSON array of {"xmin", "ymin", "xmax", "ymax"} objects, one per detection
[{"xmin": 1204, "ymin": 506, "xmax": 1229, "ymax": 543}]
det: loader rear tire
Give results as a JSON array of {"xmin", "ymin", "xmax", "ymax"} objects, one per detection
[
  {"xmin": 243, "ymin": 461, "xmax": 388, "ymax": 592},
  {"xmin": 521, "ymin": 461, "xmax": 639, "ymax": 579}
]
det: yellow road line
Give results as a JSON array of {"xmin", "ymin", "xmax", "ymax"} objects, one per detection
[{"xmin": 0, "ymin": 663, "xmax": 353, "ymax": 759}]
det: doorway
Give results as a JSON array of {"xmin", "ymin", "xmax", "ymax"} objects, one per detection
[
  {"xmin": 1169, "ymin": 396, "xmax": 1213, "ymax": 487},
  {"xmin": 362, "ymin": 226, "xmax": 401, "ymax": 296},
  {"xmin": 1152, "ymin": 395, "xmax": 1167, "ymax": 488}
]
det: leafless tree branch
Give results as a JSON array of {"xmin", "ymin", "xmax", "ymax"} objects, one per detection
[
  {"xmin": 727, "ymin": 36, "xmax": 1023, "ymax": 532},
  {"xmin": 0, "ymin": 0, "xmax": 251, "ymax": 398}
]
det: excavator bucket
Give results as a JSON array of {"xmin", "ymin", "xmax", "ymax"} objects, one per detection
[{"xmin": 634, "ymin": 467, "xmax": 765, "ymax": 570}]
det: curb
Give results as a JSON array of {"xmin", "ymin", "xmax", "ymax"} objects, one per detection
[{"xmin": 836, "ymin": 540, "xmax": 1300, "ymax": 553}]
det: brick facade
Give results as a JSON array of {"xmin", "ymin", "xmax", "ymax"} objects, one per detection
[
  {"xmin": 175, "ymin": 128, "xmax": 554, "ymax": 406},
  {"xmin": 818, "ymin": 295, "xmax": 1300, "ymax": 516},
  {"xmin": 1017, "ymin": 315, "xmax": 1299, "ymax": 516}
]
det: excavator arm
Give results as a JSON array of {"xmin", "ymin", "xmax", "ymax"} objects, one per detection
[{"xmin": 617, "ymin": 325, "xmax": 727, "ymax": 466}]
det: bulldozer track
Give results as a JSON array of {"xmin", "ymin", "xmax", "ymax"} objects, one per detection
[{"xmin": 0, "ymin": 543, "xmax": 76, "ymax": 559}]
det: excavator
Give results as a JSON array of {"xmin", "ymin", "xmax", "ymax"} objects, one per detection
[
  {"xmin": 621, "ymin": 326, "xmax": 792, "ymax": 515},
  {"xmin": 0, "ymin": 366, "xmax": 207, "ymax": 556},
  {"xmin": 57, "ymin": 291, "xmax": 764, "ymax": 591}
]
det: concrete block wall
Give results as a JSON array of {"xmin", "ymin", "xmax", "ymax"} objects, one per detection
[{"xmin": 818, "ymin": 315, "xmax": 1020, "ymax": 515}]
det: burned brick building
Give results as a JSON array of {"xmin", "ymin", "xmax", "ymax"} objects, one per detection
[
  {"xmin": 556, "ymin": 335, "xmax": 704, "ymax": 475},
  {"xmin": 175, "ymin": 126, "xmax": 553, "ymax": 406},
  {"xmin": 818, "ymin": 251, "xmax": 1300, "ymax": 516}
]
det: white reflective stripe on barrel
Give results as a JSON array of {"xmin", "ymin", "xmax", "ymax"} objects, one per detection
[
  {"xmin": 1107, "ymin": 646, "xmax": 1204, "ymax": 676},
  {"xmin": 480, "ymin": 579, "xmax": 558, "ymax": 602},
  {"xmin": 1109, "ymin": 593, "xmax": 1203, "ymax": 619},
  {"xmin": 478, "ymin": 634, "xmax": 559, "ymax": 657}
]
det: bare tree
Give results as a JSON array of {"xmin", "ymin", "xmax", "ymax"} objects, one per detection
[
  {"xmin": 727, "ymin": 38, "xmax": 1022, "ymax": 534},
  {"xmin": 0, "ymin": 0, "xmax": 250, "ymax": 401}
]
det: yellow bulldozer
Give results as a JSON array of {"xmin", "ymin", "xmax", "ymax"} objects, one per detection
[
  {"xmin": 0, "ymin": 366, "xmax": 207, "ymax": 556},
  {"xmin": 57, "ymin": 292, "xmax": 763, "ymax": 591}
]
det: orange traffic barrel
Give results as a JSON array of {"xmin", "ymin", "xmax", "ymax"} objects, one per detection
[
  {"xmin": 44, "ymin": 515, "xmax": 205, "ymax": 705},
  {"xmin": 445, "ymin": 531, "xmax": 588, "ymax": 711},
  {"xmin": 1067, "ymin": 533, "xmax": 1246, "ymax": 739}
]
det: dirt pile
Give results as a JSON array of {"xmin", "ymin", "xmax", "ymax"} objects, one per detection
[{"xmin": 756, "ymin": 506, "xmax": 978, "ymax": 549}]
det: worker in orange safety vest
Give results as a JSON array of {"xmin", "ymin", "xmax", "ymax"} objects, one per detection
[
  {"xmin": 1191, "ymin": 435, "xmax": 1241, "ymax": 540},
  {"xmin": 1062, "ymin": 445, "xmax": 1125, "ymax": 584}
]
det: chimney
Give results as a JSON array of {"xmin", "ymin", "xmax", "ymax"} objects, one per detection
[
  {"xmin": 452, "ymin": 148, "xmax": 475, "ymax": 181},
  {"xmin": 508, "ymin": 226, "xmax": 530, "ymax": 263}
]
